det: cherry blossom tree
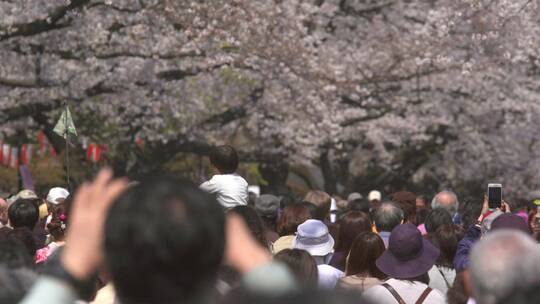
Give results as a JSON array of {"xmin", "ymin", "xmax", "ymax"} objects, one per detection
[{"xmin": 1, "ymin": 0, "xmax": 539, "ymax": 197}]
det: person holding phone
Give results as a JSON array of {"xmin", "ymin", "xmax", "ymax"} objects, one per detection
[{"xmin": 454, "ymin": 183, "xmax": 522, "ymax": 272}]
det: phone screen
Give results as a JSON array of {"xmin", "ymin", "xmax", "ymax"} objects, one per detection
[{"xmin": 488, "ymin": 186, "xmax": 502, "ymax": 209}]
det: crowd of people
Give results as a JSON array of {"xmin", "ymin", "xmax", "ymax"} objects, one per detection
[{"xmin": 0, "ymin": 145, "xmax": 539, "ymax": 304}]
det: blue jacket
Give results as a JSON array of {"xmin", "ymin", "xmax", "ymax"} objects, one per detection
[{"xmin": 454, "ymin": 225, "xmax": 481, "ymax": 272}]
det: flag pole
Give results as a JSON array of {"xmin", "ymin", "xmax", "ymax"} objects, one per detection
[{"xmin": 64, "ymin": 101, "xmax": 71, "ymax": 191}]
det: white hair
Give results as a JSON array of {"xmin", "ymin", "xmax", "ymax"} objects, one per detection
[
  {"xmin": 431, "ymin": 190, "xmax": 459, "ymax": 216},
  {"xmin": 470, "ymin": 230, "xmax": 540, "ymax": 304}
]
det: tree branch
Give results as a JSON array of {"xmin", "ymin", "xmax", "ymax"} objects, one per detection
[
  {"xmin": 0, "ymin": 0, "xmax": 90, "ymax": 41},
  {"xmin": 0, "ymin": 100, "xmax": 62, "ymax": 122}
]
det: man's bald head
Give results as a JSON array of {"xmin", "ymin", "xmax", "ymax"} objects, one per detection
[{"xmin": 432, "ymin": 190, "xmax": 459, "ymax": 216}]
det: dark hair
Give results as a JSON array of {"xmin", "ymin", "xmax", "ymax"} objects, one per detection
[
  {"xmin": 277, "ymin": 204, "xmax": 312, "ymax": 236},
  {"xmin": 459, "ymin": 199, "xmax": 483, "ymax": 232},
  {"xmin": 209, "ymin": 145, "xmax": 239, "ymax": 174},
  {"xmin": 416, "ymin": 195, "xmax": 429, "ymax": 209},
  {"xmin": 104, "ymin": 177, "xmax": 225, "ymax": 304},
  {"xmin": 300, "ymin": 201, "xmax": 318, "ymax": 219},
  {"xmin": 274, "ymin": 249, "xmax": 318, "ymax": 288},
  {"xmin": 415, "ymin": 207, "xmax": 430, "ymax": 225},
  {"xmin": 374, "ymin": 202, "xmax": 404, "ymax": 232},
  {"xmin": 228, "ymin": 206, "xmax": 269, "ymax": 249},
  {"xmin": 47, "ymin": 204, "xmax": 67, "ymax": 242},
  {"xmin": 391, "ymin": 191, "xmax": 417, "ymax": 224},
  {"xmin": 430, "ymin": 225, "xmax": 465, "ymax": 269},
  {"xmin": 303, "ymin": 191, "xmax": 332, "ymax": 221},
  {"xmin": 447, "ymin": 272, "xmax": 469, "ymax": 304},
  {"xmin": 425, "ymin": 208, "xmax": 453, "ymax": 234},
  {"xmin": 6, "ymin": 228, "xmax": 36, "ymax": 258},
  {"xmin": 0, "ymin": 239, "xmax": 34, "ymax": 269},
  {"xmin": 335, "ymin": 211, "xmax": 372, "ymax": 253},
  {"xmin": 346, "ymin": 232, "xmax": 386, "ymax": 279},
  {"xmin": 348, "ymin": 199, "xmax": 370, "ymax": 214},
  {"xmin": 8, "ymin": 199, "xmax": 39, "ymax": 230},
  {"xmin": 508, "ymin": 198, "xmax": 528, "ymax": 212},
  {"xmin": 279, "ymin": 195, "xmax": 296, "ymax": 210},
  {"xmin": 0, "ymin": 266, "xmax": 37, "ymax": 304},
  {"xmin": 333, "ymin": 211, "xmax": 372, "ymax": 271}
]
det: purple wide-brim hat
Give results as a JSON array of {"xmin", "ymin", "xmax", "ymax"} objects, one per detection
[{"xmin": 376, "ymin": 224, "xmax": 440, "ymax": 279}]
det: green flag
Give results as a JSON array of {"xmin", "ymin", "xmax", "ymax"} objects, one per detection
[{"xmin": 53, "ymin": 106, "xmax": 78, "ymax": 139}]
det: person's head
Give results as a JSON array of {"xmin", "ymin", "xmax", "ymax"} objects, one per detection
[
  {"xmin": 300, "ymin": 201, "xmax": 318, "ymax": 219},
  {"xmin": 277, "ymin": 204, "xmax": 312, "ymax": 237},
  {"xmin": 293, "ymin": 219, "xmax": 334, "ymax": 258},
  {"xmin": 303, "ymin": 191, "xmax": 332, "ymax": 221},
  {"xmin": 373, "ymin": 202, "xmax": 404, "ymax": 233},
  {"xmin": 335, "ymin": 199, "xmax": 349, "ymax": 211},
  {"xmin": 209, "ymin": 145, "xmax": 239, "ymax": 174},
  {"xmin": 416, "ymin": 195, "xmax": 429, "ymax": 209},
  {"xmin": 415, "ymin": 207, "xmax": 430, "ymax": 225},
  {"xmin": 47, "ymin": 203, "xmax": 68, "ymax": 242},
  {"xmin": 430, "ymin": 225, "xmax": 465, "ymax": 269},
  {"xmin": 8, "ymin": 199, "xmax": 39, "ymax": 230},
  {"xmin": 37, "ymin": 199, "xmax": 49, "ymax": 220},
  {"xmin": 489, "ymin": 213, "xmax": 529, "ymax": 234},
  {"xmin": 335, "ymin": 211, "xmax": 372, "ymax": 253},
  {"xmin": 368, "ymin": 190, "xmax": 382, "ymax": 203},
  {"xmin": 469, "ymin": 230, "xmax": 540, "ymax": 304},
  {"xmin": 229, "ymin": 206, "xmax": 269, "ymax": 249},
  {"xmin": 6, "ymin": 229, "xmax": 36, "ymax": 258},
  {"xmin": 274, "ymin": 249, "xmax": 318, "ymax": 288},
  {"xmin": 279, "ymin": 195, "xmax": 296, "ymax": 210},
  {"xmin": 254, "ymin": 194, "xmax": 280, "ymax": 220},
  {"xmin": 46, "ymin": 187, "xmax": 69, "ymax": 205},
  {"xmin": 376, "ymin": 224, "xmax": 439, "ymax": 283},
  {"xmin": 347, "ymin": 198, "xmax": 370, "ymax": 214},
  {"xmin": 507, "ymin": 198, "xmax": 528, "ymax": 213},
  {"xmin": 0, "ymin": 239, "xmax": 34, "ymax": 269},
  {"xmin": 424, "ymin": 208, "xmax": 453, "ymax": 234},
  {"xmin": 368, "ymin": 191, "xmax": 382, "ymax": 211},
  {"xmin": 7, "ymin": 190, "xmax": 38, "ymax": 205},
  {"xmin": 460, "ymin": 199, "xmax": 483, "ymax": 232},
  {"xmin": 0, "ymin": 198, "xmax": 8, "ymax": 225},
  {"xmin": 391, "ymin": 191, "xmax": 417, "ymax": 224},
  {"xmin": 347, "ymin": 192, "xmax": 363, "ymax": 203},
  {"xmin": 432, "ymin": 190, "xmax": 459, "ymax": 217},
  {"xmin": 346, "ymin": 232, "xmax": 385, "ymax": 279},
  {"xmin": 104, "ymin": 177, "xmax": 225, "ymax": 304},
  {"xmin": 0, "ymin": 266, "xmax": 37, "ymax": 304}
]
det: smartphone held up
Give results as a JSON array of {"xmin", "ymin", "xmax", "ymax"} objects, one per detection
[{"xmin": 487, "ymin": 183, "xmax": 502, "ymax": 210}]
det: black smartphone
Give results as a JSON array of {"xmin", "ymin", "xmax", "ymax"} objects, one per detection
[{"xmin": 488, "ymin": 183, "xmax": 502, "ymax": 209}]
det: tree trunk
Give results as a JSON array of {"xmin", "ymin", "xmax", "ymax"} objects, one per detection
[
  {"xmin": 320, "ymin": 150, "xmax": 338, "ymax": 195},
  {"xmin": 259, "ymin": 162, "xmax": 290, "ymax": 195}
]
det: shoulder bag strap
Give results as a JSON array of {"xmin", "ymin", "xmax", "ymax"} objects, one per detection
[
  {"xmin": 381, "ymin": 283, "xmax": 406, "ymax": 304},
  {"xmin": 437, "ymin": 267, "xmax": 451, "ymax": 289},
  {"xmin": 415, "ymin": 286, "xmax": 433, "ymax": 304}
]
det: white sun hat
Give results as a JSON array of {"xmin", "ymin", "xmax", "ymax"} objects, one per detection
[{"xmin": 293, "ymin": 219, "xmax": 335, "ymax": 257}]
